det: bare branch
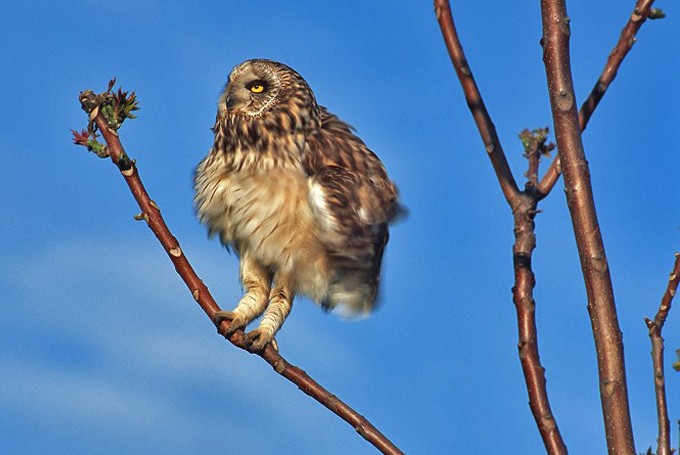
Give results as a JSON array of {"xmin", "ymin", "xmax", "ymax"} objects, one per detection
[
  {"xmin": 434, "ymin": 2, "xmax": 566, "ymax": 453},
  {"xmin": 76, "ymin": 87, "xmax": 404, "ymax": 455},
  {"xmin": 511, "ymin": 191, "xmax": 568, "ymax": 455},
  {"xmin": 433, "ymin": 0, "xmax": 520, "ymax": 205},
  {"xmin": 538, "ymin": 0, "xmax": 659, "ymax": 196},
  {"xmin": 644, "ymin": 253, "xmax": 680, "ymax": 455},
  {"xmin": 540, "ymin": 1, "xmax": 635, "ymax": 454},
  {"xmin": 579, "ymin": 0, "xmax": 658, "ymax": 131},
  {"xmin": 512, "ymin": 129, "xmax": 566, "ymax": 455},
  {"xmin": 520, "ymin": 128, "xmax": 554, "ymax": 191}
]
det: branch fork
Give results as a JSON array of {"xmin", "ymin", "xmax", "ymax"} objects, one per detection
[{"xmin": 435, "ymin": 0, "xmax": 664, "ymax": 453}]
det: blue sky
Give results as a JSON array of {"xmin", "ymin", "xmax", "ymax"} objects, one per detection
[{"xmin": 1, "ymin": 1, "xmax": 679, "ymax": 453}]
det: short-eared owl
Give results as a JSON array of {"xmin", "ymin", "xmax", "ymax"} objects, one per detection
[{"xmin": 194, "ymin": 59, "xmax": 401, "ymax": 351}]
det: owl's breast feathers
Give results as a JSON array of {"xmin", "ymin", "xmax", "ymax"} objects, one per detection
[{"xmin": 195, "ymin": 105, "xmax": 401, "ymax": 315}]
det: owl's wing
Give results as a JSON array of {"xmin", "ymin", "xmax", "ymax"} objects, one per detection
[{"xmin": 303, "ymin": 107, "xmax": 401, "ymax": 315}]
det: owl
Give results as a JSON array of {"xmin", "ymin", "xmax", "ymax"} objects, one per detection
[{"xmin": 194, "ymin": 59, "xmax": 401, "ymax": 352}]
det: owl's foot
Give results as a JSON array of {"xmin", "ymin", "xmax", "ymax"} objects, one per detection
[
  {"xmin": 243, "ymin": 327, "xmax": 275, "ymax": 353},
  {"xmin": 213, "ymin": 310, "xmax": 248, "ymax": 336}
]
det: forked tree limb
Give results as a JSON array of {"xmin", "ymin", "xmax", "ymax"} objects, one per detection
[
  {"xmin": 434, "ymin": 2, "xmax": 566, "ymax": 453},
  {"xmin": 537, "ymin": 0, "xmax": 659, "ymax": 196},
  {"xmin": 75, "ymin": 89, "xmax": 404, "ymax": 455},
  {"xmin": 540, "ymin": 1, "xmax": 635, "ymax": 454},
  {"xmin": 434, "ymin": 1, "xmax": 660, "ymax": 453},
  {"xmin": 511, "ymin": 167, "xmax": 567, "ymax": 455},
  {"xmin": 644, "ymin": 253, "xmax": 680, "ymax": 455}
]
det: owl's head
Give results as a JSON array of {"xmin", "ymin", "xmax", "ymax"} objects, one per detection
[{"xmin": 219, "ymin": 59, "xmax": 317, "ymax": 124}]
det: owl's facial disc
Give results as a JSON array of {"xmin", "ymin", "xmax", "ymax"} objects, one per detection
[{"xmin": 223, "ymin": 63, "xmax": 279, "ymax": 117}]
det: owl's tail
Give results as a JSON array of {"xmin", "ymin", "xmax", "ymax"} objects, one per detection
[
  {"xmin": 323, "ymin": 270, "xmax": 380, "ymax": 317},
  {"xmin": 321, "ymin": 227, "xmax": 389, "ymax": 318}
]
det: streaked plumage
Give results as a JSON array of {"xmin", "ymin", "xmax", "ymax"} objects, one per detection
[{"xmin": 194, "ymin": 59, "xmax": 401, "ymax": 351}]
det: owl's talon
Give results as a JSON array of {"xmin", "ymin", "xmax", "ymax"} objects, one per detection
[
  {"xmin": 243, "ymin": 328, "xmax": 273, "ymax": 353},
  {"xmin": 213, "ymin": 310, "xmax": 247, "ymax": 336},
  {"xmin": 212, "ymin": 310, "xmax": 234, "ymax": 327}
]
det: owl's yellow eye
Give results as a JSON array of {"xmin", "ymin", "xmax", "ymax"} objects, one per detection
[{"xmin": 246, "ymin": 80, "xmax": 267, "ymax": 94}]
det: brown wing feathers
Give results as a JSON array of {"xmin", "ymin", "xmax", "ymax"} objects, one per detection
[{"xmin": 304, "ymin": 107, "xmax": 399, "ymax": 313}]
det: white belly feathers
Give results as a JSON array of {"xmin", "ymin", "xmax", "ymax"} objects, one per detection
[{"xmin": 195, "ymin": 156, "xmax": 330, "ymax": 302}]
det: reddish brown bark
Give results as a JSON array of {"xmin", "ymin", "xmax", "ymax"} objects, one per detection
[
  {"xmin": 538, "ymin": 0, "xmax": 659, "ymax": 196},
  {"xmin": 434, "ymin": 1, "xmax": 660, "ymax": 453},
  {"xmin": 433, "ymin": 0, "xmax": 519, "ymax": 205},
  {"xmin": 434, "ymin": 2, "xmax": 566, "ymax": 453},
  {"xmin": 644, "ymin": 254, "xmax": 680, "ymax": 455},
  {"xmin": 540, "ymin": 1, "xmax": 635, "ymax": 453}
]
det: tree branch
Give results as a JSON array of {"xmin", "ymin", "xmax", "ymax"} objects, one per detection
[
  {"xmin": 434, "ymin": 2, "xmax": 566, "ymax": 453},
  {"xmin": 537, "ymin": 0, "xmax": 659, "ymax": 196},
  {"xmin": 644, "ymin": 253, "xmax": 680, "ymax": 455},
  {"xmin": 511, "ymin": 189, "xmax": 568, "ymax": 455},
  {"xmin": 75, "ymin": 87, "xmax": 404, "ymax": 455},
  {"xmin": 433, "ymin": 0, "xmax": 520, "ymax": 206},
  {"xmin": 540, "ymin": 2, "xmax": 635, "ymax": 454},
  {"xmin": 514, "ymin": 129, "xmax": 567, "ymax": 455},
  {"xmin": 435, "ymin": 2, "xmax": 662, "ymax": 452}
]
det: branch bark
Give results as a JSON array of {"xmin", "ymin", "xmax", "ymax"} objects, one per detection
[
  {"xmin": 434, "ymin": 2, "xmax": 566, "ymax": 453},
  {"xmin": 540, "ymin": 1, "xmax": 634, "ymax": 454},
  {"xmin": 433, "ymin": 0, "xmax": 519, "ymax": 206},
  {"xmin": 511, "ymin": 190, "xmax": 568, "ymax": 455},
  {"xmin": 435, "ymin": 1, "xmax": 661, "ymax": 453},
  {"xmin": 537, "ymin": 0, "xmax": 658, "ymax": 196},
  {"xmin": 644, "ymin": 253, "xmax": 680, "ymax": 455},
  {"xmin": 76, "ymin": 89, "xmax": 404, "ymax": 455}
]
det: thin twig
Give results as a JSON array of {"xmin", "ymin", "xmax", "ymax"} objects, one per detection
[
  {"xmin": 433, "ymin": 0, "xmax": 519, "ymax": 206},
  {"xmin": 540, "ymin": 1, "xmax": 635, "ymax": 454},
  {"xmin": 434, "ymin": 2, "xmax": 566, "ymax": 453},
  {"xmin": 537, "ymin": 0, "xmax": 658, "ymax": 196},
  {"xmin": 76, "ymin": 89, "xmax": 404, "ymax": 455},
  {"xmin": 644, "ymin": 253, "xmax": 680, "ymax": 455}
]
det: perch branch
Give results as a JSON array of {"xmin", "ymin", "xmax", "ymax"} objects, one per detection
[
  {"xmin": 538, "ymin": 0, "xmax": 659, "ymax": 196},
  {"xmin": 644, "ymin": 253, "xmax": 680, "ymax": 455},
  {"xmin": 75, "ymin": 87, "xmax": 404, "ymax": 455},
  {"xmin": 434, "ymin": 2, "xmax": 566, "ymax": 453},
  {"xmin": 540, "ymin": 1, "xmax": 635, "ymax": 454}
]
